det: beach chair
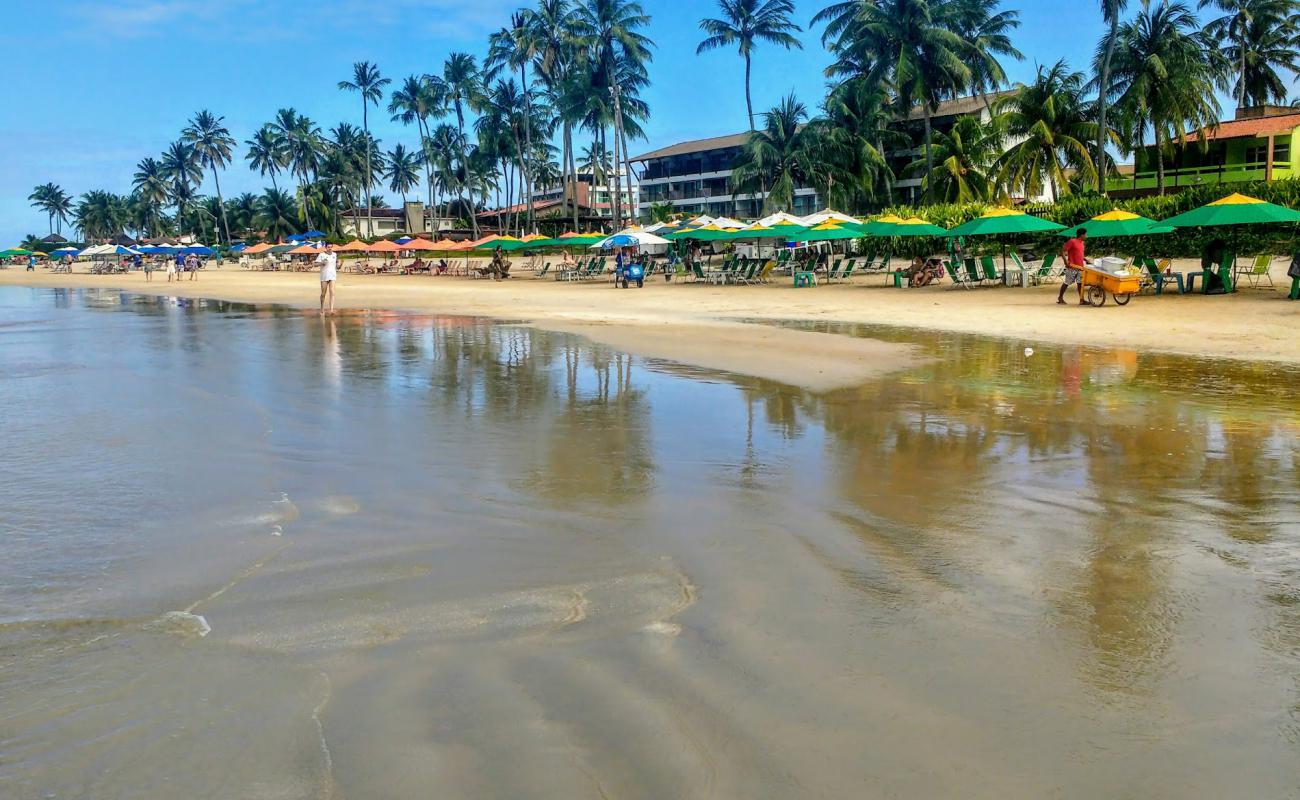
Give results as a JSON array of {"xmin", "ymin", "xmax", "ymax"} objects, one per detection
[
  {"xmin": 739, "ymin": 259, "xmax": 761, "ymax": 284},
  {"xmin": 535, "ymin": 262, "xmax": 550, "ymax": 279},
  {"xmin": 1139, "ymin": 257, "xmax": 1182, "ymax": 295},
  {"xmin": 963, "ymin": 257, "xmax": 985, "ymax": 285},
  {"xmin": 839, "ymin": 259, "xmax": 858, "ymax": 282},
  {"xmin": 945, "ymin": 260, "xmax": 972, "ymax": 288},
  {"xmin": 691, "ymin": 261, "xmax": 708, "ymax": 283},
  {"xmin": 824, "ymin": 258, "xmax": 843, "ymax": 283},
  {"xmin": 755, "ymin": 260, "xmax": 776, "ymax": 284},
  {"xmin": 1240, "ymin": 255, "xmax": 1275, "ymax": 288},
  {"xmin": 1028, "ymin": 253, "xmax": 1057, "ymax": 285},
  {"xmin": 980, "ymin": 255, "xmax": 1001, "ymax": 283}
]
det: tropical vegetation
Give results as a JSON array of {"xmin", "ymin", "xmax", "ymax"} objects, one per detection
[{"xmin": 24, "ymin": 0, "xmax": 1300, "ymax": 244}]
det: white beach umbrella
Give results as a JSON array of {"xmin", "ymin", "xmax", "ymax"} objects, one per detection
[
  {"xmin": 687, "ymin": 215, "xmax": 715, "ymax": 227},
  {"xmin": 710, "ymin": 216, "xmax": 747, "ymax": 229},
  {"xmin": 757, "ymin": 211, "xmax": 810, "ymax": 227},
  {"xmin": 803, "ymin": 209, "xmax": 862, "ymax": 225}
]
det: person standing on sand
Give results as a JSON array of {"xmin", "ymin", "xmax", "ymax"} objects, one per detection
[
  {"xmin": 316, "ymin": 248, "xmax": 338, "ymax": 315},
  {"xmin": 1059, "ymin": 228, "xmax": 1087, "ymax": 305}
]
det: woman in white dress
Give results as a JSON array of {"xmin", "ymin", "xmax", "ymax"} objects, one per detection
[{"xmin": 316, "ymin": 249, "xmax": 338, "ymax": 315}]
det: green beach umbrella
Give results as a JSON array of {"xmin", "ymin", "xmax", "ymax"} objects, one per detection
[
  {"xmin": 859, "ymin": 214, "xmax": 906, "ymax": 236},
  {"xmin": 1159, "ymin": 192, "xmax": 1300, "ymax": 228},
  {"xmin": 789, "ymin": 222, "xmax": 863, "ymax": 242},
  {"xmin": 666, "ymin": 224, "xmax": 733, "ymax": 242},
  {"xmin": 888, "ymin": 217, "xmax": 950, "ymax": 237},
  {"xmin": 1057, "ymin": 209, "xmax": 1173, "ymax": 237},
  {"xmin": 947, "ymin": 207, "xmax": 1066, "ymax": 237}
]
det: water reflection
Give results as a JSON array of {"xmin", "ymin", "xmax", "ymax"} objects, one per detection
[{"xmin": 3, "ymin": 287, "xmax": 1298, "ymax": 798}]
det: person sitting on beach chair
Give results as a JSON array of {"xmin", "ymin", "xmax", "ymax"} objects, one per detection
[{"xmin": 434, "ymin": 258, "xmax": 449, "ymax": 275}]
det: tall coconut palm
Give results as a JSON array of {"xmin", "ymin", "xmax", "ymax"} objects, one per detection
[
  {"xmin": 246, "ymin": 124, "xmax": 287, "ymax": 191},
  {"xmin": 947, "ymin": 0, "xmax": 1023, "ymax": 107},
  {"xmin": 338, "ymin": 61, "xmax": 391, "ymax": 237},
  {"xmin": 696, "ymin": 0, "xmax": 803, "ymax": 132},
  {"xmin": 572, "ymin": 0, "xmax": 654, "ymax": 227},
  {"xmin": 903, "ymin": 114, "xmax": 1006, "ymax": 202},
  {"xmin": 531, "ymin": 0, "xmax": 583, "ymax": 229},
  {"xmin": 160, "ymin": 140, "xmax": 203, "ymax": 236},
  {"xmin": 182, "ymin": 110, "xmax": 236, "ymax": 244},
  {"xmin": 27, "ymin": 183, "xmax": 62, "ymax": 236},
  {"xmin": 131, "ymin": 157, "xmax": 170, "ymax": 236},
  {"xmin": 389, "ymin": 75, "xmax": 446, "ymax": 225},
  {"xmin": 815, "ymin": 0, "xmax": 971, "ymax": 179},
  {"xmin": 426, "ymin": 123, "xmax": 463, "ymax": 223},
  {"xmin": 1201, "ymin": 0, "xmax": 1300, "ymax": 108},
  {"xmin": 995, "ymin": 61, "xmax": 1104, "ymax": 200},
  {"xmin": 488, "ymin": 11, "xmax": 543, "ymax": 231},
  {"xmin": 273, "ymin": 108, "xmax": 323, "ymax": 230},
  {"xmin": 731, "ymin": 93, "xmax": 819, "ymax": 212},
  {"xmin": 430, "ymin": 53, "xmax": 486, "ymax": 236},
  {"xmin": 228, "ymin": 192, "xmax": 259, "ymax": 239},
  {"xmin": 1108, "ymin": 0, "xmax": 1222, "ymax": 194},
  {"xmin": 73, "ymin": 191, "xmax": 130, "ymax": 242},
  {"xmin": 822, "ymin": 78, "xmax": 903, "ymax": 207},
  {"xmin": 1095, "ymin": 0, "xmax": 1130, "ymax": 194},
  {"xmin": 385, "ymin": 144, "xmax": 421, "ymax": 205}
]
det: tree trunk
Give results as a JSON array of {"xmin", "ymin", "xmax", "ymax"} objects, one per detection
[
  {"xmin": 421, "ymin": 118, "xmax": 434, "ymax": 234},
  {"xmin": 1097, "ymin": 15, "xmax": 1119, "ymax": 196},
  {"xmin": 363, "ymin": 102, "xmax": 373, "ymax": 238},
  {"xmin": 618, "ymin": 105, "xmax": 636, "ymax": 225},
  {"xmin": 212, "ymin": 166, "xmax": 231, "ymax": 245},
  {"xmin": 270, "ymin": 170, "xmax": 278, "ymax": 192},
  {"xmin": 923, "ymin": 106, "xmax": 935, "ymax": 180},
  {"xmin": 1238, "ymin": 36, "xmax": 1247, "ymax": 109},
  {"xmin": 745, "ymin": 53, "xmax": 754, "ymax": 132},
  {"xmin": 456, "ymin": 103, "xmax": 480, "ymax": 237},
  {"xmin": 522, "ymin": 63, "xmax": 534, "ymax": 235},
  {"xmin": 566, "ymin": 123, "xmax": 579, "ymax": 232},
  {"xmin": 877, "ymin": 136, "xmax": 894, "ymax": 206},
  {"xmin": 1155, "ymin": 128, "xmax": 1166, "ymax": 195}
]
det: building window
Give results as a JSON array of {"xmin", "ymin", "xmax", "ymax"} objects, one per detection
[
  {"xmin": 1274, "ymin": 141, "xmax": 1291, "ymax": 166},
  {"xmin": 1244, "ymin": 142, "xmax": 1268, "ymax": 165}
]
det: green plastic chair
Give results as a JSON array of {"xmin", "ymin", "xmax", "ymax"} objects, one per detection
[
  {"xmin": 963, "ymin": 257, "xmax": 984, "ymax": 285},
  {"xmin": 945, "ymin": 260, "xmax": 971, "ymax": 288},
  {"xmin": 980, "ymin": 255, "xmax": 1000, "ymax": 283}
]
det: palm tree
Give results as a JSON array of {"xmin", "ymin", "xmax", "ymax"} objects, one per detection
[
  {"xmin": 131, "ymin": 158, "xmax": 170, "ymax": 236},
  {"xmin": 814, "ymin": 0, "xmax": 971, "ymax": 179},
  {"xmin": 73, "ymin": 191, "xmax": 130, "ymax": 242},
  {"xmin": 389, "ymin": 75, "xmax": 446, "ymax": 226},
  {"xmin": 430, "ymin": 52, "xmax": 486, "ymax": 236},
  {"xmin": 254, "ymin": 188, "xmax": 300, "ymax": 240},
  {"xmin": 1201, "ymin": 0, "xmax": 1300, "ymax": 108},
  {"xmin": 573, "ymin": 0, "xmax": 654, "ymax": 228},
  {"xmin": 274, "ymin": 108, "xmax": 323, "ymax": 230},
  {"xmin": 822, "ymin": 77, "xmax": 903, "ymax": 207},
  {"xmin": 731, "ymin": 94, "xmax": 819, "ymax": 212},
  {"xmin": 1095, "ymin": 0, "xmax": 1130, "ymax": 194},
  {"xmin": 1108, "ymin": 0, "xmax": 1222, "ymax": 194},
  {"xmin": 903, "ymin": 114, "xmax": 1006, "ymax": 202},
  {"xmin": 338, "ymin": 61, "xmax": 391, "ymax": 237},
  {"xmin": 246, "ymin": 124, "xmax": 287, "ymax": 191},
  {"xmin": 947, "ymin": 0, "xmax": 1023, "ymax": 108},
  {"xmin": 385, "ymin": 144, "xmax": 421, "ymax": 205},
  {"xmin": 696, "ymin": 0, "xmax": 803, "ymax": 132},
  {"xmin": 160, "ymin": 140, "xmax": 203, "ymax": 236},
  {"xmin": 182, "ymin": 110, "xmax": 236, "ymax": 244},
  {"xmin": 27, "ymin": 183, "xmax": 58, "ymax": 236},
  {"xmin": 227, "ymin": 192, "xmax": 259, "ymax": 239},
  {"xmin": 488, "ymin": 11, "xmax": 543, "ymax": 231},
  {"xmin": 531, "ymin": 0, "xmax": 584, "ymax": 229},
  {"xmin": 995, "ymin": 61, "xmax": 1104, "ymax": 200}
]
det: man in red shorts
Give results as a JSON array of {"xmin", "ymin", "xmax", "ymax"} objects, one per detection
[{"xmin": 1059, "ymin": 228, "xmax": 1087, "ymax": 305}]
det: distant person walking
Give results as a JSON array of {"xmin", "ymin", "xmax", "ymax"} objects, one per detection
[
  {"xmin": 169, "ymin": 253, "xmax": 181, "ymax": 283},
  {"xmin": 316, "ymin": 248, "xmax": 338, "ymax": 315},
  {"xmin": 1059, "ymin": 228, "xmax": 1087, "ymax": 305}
]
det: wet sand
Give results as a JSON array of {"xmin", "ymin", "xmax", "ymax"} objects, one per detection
[
  {"xmin": 2, "ymin": 287, "xmax": 1299, "ymax": 799},
  {"xmin": 3, "ymin": 264, "xmax": 1298, "ymax": 391}
]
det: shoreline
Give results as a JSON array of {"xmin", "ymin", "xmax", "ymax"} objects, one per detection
[{"xmin": 3, "ymin": 267, "xmax": 1298, "ymax": 385}]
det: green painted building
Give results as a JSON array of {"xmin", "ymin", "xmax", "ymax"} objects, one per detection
[{"xmin": 1108, "ymin": 106, "xmax": 1300, "ymax": 196}]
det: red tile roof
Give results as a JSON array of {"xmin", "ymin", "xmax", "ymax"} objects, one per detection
[{"xmin": 1195, "ymin": 113, "xmax": 1300, "ymax": 141}]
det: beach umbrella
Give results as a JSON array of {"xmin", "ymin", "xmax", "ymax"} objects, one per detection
[
  {"xmin": 666, "ymin": 224, "xmax": 732, "ymax": 241},
  {"xmin": 1158, "ymin": 192, "xmax": 1300, "ymax": 228},
  {"xmin": 430, "ymin": 238, "xmax": 469, "ymax": 251},
  {"xmin": 395, "ymin": 236, "xmax": 414, "ymax": 244},
  {"xmin": 593, "ymin": 230, "xmax": 671, "ymax": 249},
  {"xmin": 365, "ymin": 240, "xmax": 402, "ymax": 253},
  {"xmin": 946, "ymin": 207, "xmax": 1066, "ymax": 237},
  {"xmin": 889, "ymin": 217, "xmax": 950, "ymax": 237},
  {"xmin": 400, "ymin": 237, "xmax": 440, "ymax": 251},
  {"xmin": 789, "ymin": 223, "xmax": 863, "ymax": 242},
  {"xmin": 50, "ymin": 246, "xmax": 79, "ymax": 256},
  {"xmin": 4, "ymin": 248, "xmax": 41, "ymax": 257},
  {"xmin": 859, "ymin": 214, "xmax": 907, "ymax": 236},
  {"xmin": 181, "ymin": 245, "xmax": 215, "ymax": 255},
  {"xmin": 1056, "ymin": 209, "xmax": 1173, "ymax": 238},
  {"xmin": 287, "ymin": 244, "xmax": 322, "ymax": 255},
  {"xmin": 803, "ymin": 209, "xmax": 863, "ymax": 226},
  {"xmin": 757, "ymin": 211, "xmax": 810, "ymax": 227},
  {"xmin": 243, "ymin": 242, "xmax": 275, "ymax": 254},
  {"xmin": 709, "ymin": 216, "xmax": 747, "ymax": 229},
  {"xmin": 556, "ymin": 233, "xmax": 609, "ymax": 246},
  {"xmin": 332, "ymin": 239, "xmax": 370, "ymax": 252}
]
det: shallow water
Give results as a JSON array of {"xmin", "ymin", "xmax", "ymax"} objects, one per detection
[{"xmin": 2, "ymin": 286, "xmax": 1298, "ymax": 799}]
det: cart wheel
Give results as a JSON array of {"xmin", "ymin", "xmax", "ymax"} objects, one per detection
[
  {"xmin": 1086, "ymin": 285, "xmax": 1107, "ymax": 306},
  {"xmin": 1114, "ymin": 293, "xmax": 1132, "ymax": 306}
]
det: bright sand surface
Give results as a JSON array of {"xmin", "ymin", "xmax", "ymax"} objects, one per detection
[{"xmin": 4, "ymin": 261, "xmax": 1298, "ymax": 388}]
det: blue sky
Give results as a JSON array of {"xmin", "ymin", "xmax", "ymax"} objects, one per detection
[{"xmin": 0, "ymin": 0, "xmax": 1240, "ymax": 244}]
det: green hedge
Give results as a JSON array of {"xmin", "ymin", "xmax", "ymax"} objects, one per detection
[{"xmin": 869, "ymin": 179, "xmax": 1300, "ymax": 258}]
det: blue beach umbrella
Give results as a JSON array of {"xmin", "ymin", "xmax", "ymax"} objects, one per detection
[{"xmin": 181, "ymin": 245, "xmax": 215, "ymax": 255}]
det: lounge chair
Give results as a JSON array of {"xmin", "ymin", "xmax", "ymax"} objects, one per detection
[
  {"xmin": 1140, "ymin": 257, "xmax": 1183, "ymax": 295},
  {"xmin": 980, "ymin": 255, "xmax": 1001, "ymax": 284},
  {"xmin": 1028, "ymin": 253, "xmax": 1057, "ymax": 285},
  {"xmin": 944, "ymin": 260, "xmax": 971, "ymax": 288},
  {"xmin": 824, "ymin": 258, "xmax": 843, "ymax": 283},
  {"xmin": 963, "ymin": 257, "xmax": 986, "ymax": 285},
  {"xmin": 1239, "ymin": 255, "xmax": 1275, "ymax": 288},
  {"xmin": 535, "ymin": 262, "xmax": 550, "ymax": 279},
  {"xmin": 691, "ymin": 262, "xmax": 708, "ymax": 283},
  {"xmin": 839, "ymin": 259, "xmax": 858, "ymax": 282}
]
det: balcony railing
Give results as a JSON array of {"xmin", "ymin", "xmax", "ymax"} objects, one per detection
[{"xmin": 1106, "ymin": 161, "xmax": 1269, "ymax": 192}]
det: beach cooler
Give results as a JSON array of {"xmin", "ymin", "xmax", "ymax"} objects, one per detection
[{"xmin": 616, "ymin": 263, "xmax": 645, "ymax": 288}]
